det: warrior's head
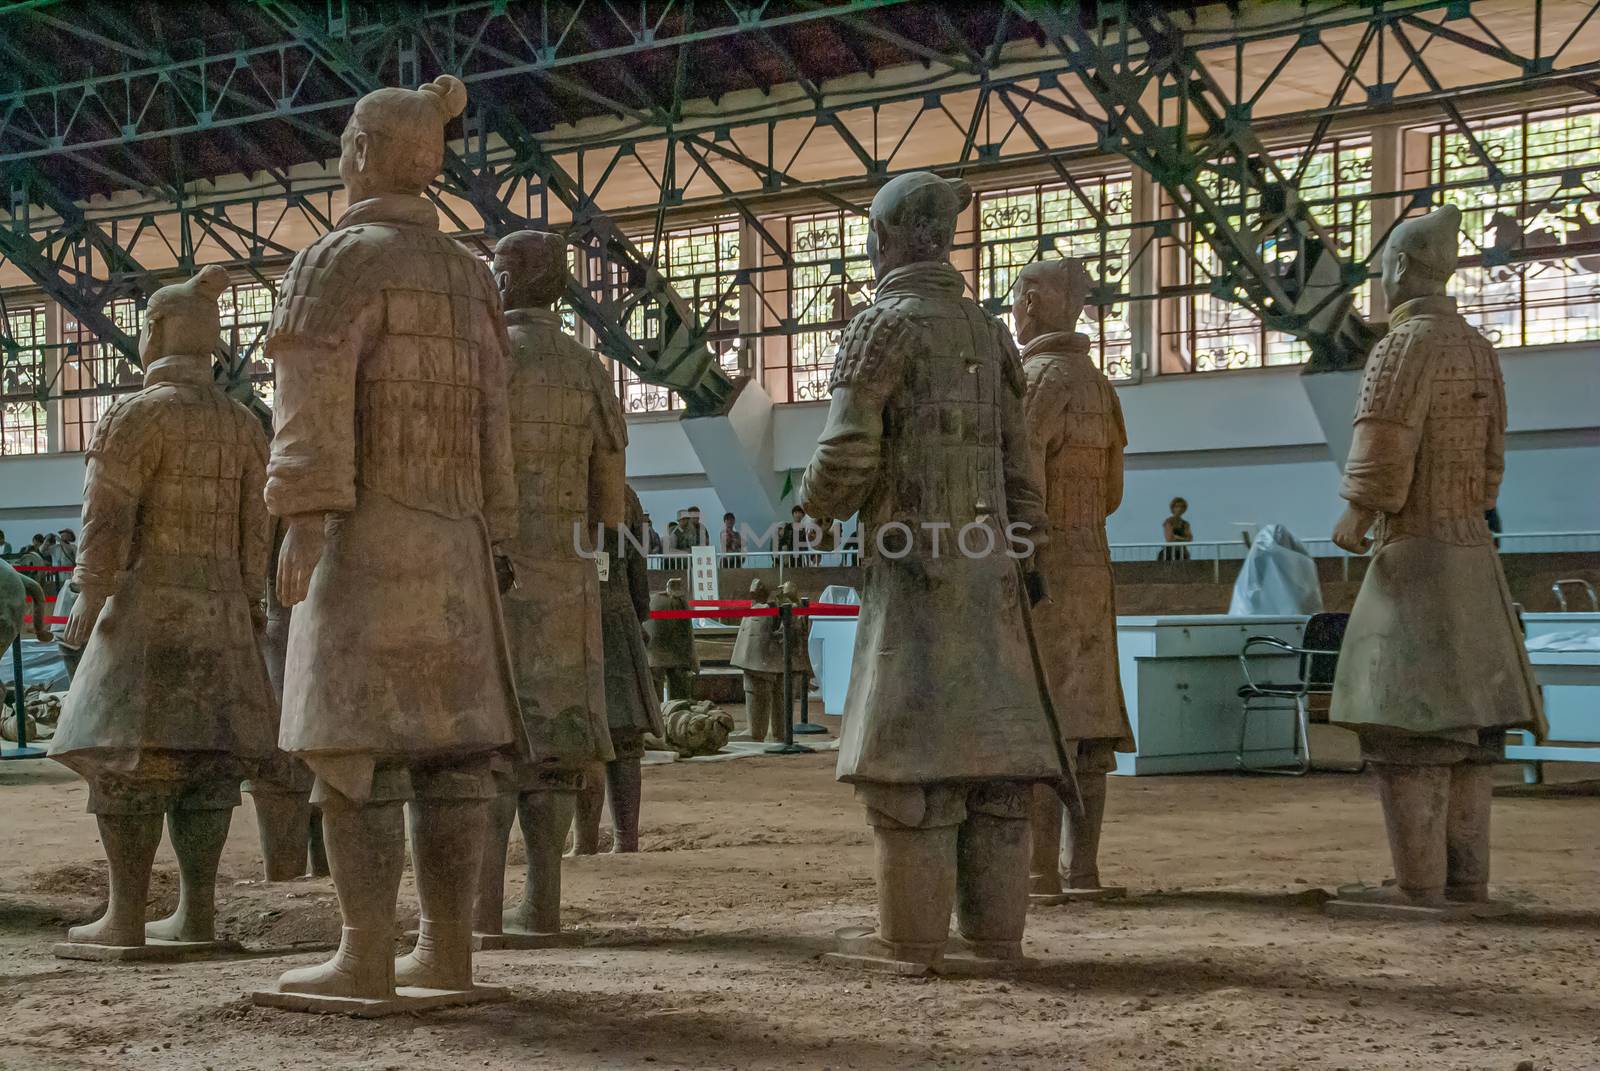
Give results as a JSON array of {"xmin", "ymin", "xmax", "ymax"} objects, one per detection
[
  {"xmin": 665, "ymin": 576, "xmax": 686, "ymax": 597},
  {"xmin": 748, "ymin": 578, "xmax": 770, "ymax": 604},
  {"xmin": 1010, "ymin": 256, "xmax": 1093, "ymax": 347},
  {"xmin": 493, "ymin": 230, "xmax": 570, "ymax": 313},
  {"xmin": 1382, "ymin": 205, "xmax": 1460, "ymax": 308},
  {"xmin": 865, "ymin": 171, "xmax": 972, "ymax": 280},
  {"xmin": 340, "ymin": 75, "xmax": 468, "ymax": 201},
  {"xmin": 140, "ymin": 265, "xmax": 229, "ymax": 369},
  {"xmin": 776, "ymin": 580, "xmax": 801, "ymax": 605}
]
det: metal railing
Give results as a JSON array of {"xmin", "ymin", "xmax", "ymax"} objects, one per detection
[{"xmin": 645, "ymin": 530, "xmax": 1600, "ymax": 586}]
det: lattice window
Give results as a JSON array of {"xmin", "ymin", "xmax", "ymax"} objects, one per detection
[
  {"xmin": 763, "ymin": 210, "xmax": 874, "ymax": 403},
  {"xmin": 220, "ymin": 278, "xmax": 277, "ymax": 398},
  {"xmin": 977, "ymin": 174, "xmax": 1135, "ymax": 379},
  {"xmin": 1162, "ymin": 139, "xmax": 1372, "ymax": 373},
  {"xmin": 613, "ymin": 219, "xmax": 741, "ymax": 414},
  {"xmin": 0, "ymin": 304, "xmax": 48, "ymax": 456},
  {"xmin": 61, "ymin": 298, "xmax": 145, "ymax": 452},
  {"xmin": 1423, "ymin": 105, "xmax": 1600, "ymax": 348}
]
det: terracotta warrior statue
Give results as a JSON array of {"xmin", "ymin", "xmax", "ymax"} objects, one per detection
[
  {"xmin": 730, "ymin": 578, "xmax": 784, "ymax": 742},
  {"xmin": 573, "ymin": 485, "xmax": 665, "ymax": 854},
  {"xmin": 1013, "ymin": 258, "xmax": 1134, "ymax": 902},
  {"xmin": 800, "ymin": 171, "xmax": 1065, "ymax": 974},
  {"xmin": 1328, "ymin": 205, "xmax": 1544, "ymax": 916},
  {"xmin": 260, "ymin": 75, "xmax": 524, "ymax": 1007},
  {"xmin": 0, "ymin": 559, "xmax": 54, "ymax": 651},
  {"xmin": 645, "ymin": 577, "xmax": 698, "ymax": 701},
  {"xmin": 48, "ymin": 265, "xmax": 277, "ymax": 956},
  {"xmin": 470, "ymin": 229, "xmax": 621, "ymax": 944}
]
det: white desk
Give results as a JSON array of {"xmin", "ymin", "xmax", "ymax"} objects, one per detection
[
  {"xmin": 1113, "ymin": 615, "xmax": 1309, "ymax": 776},
  {"xmin": 1508, "ymin": 612, "xmax": 1600, "ymax": 781}
]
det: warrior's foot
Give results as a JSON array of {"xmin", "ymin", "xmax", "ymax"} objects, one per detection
[
  {"xmin": 1445, "ymin": 882, "xmax": 1489, "ymax": 904},
  {"xmin": 67, "ymin": 913, "xmax": 145, "ymax": 948},
  {"xmin": 394, "ymin": 931, "xmax": 473, "ymax": 991},
  {"xmin": 277, "ymin": 927, "xmax": 393, "ymax": 998},
  {"xmin": 832, "ymin": 927, "xmax": 943, "ymax": 970},
  {"xmin": 277, "ymin": 953, "xmax": 390, "ymax": 999},
  {"xmin": 1028, "ymin": 872, "xmax": 1063, "ymax": 897},
  {"xmin": 145, "ymin": 910, "xmax": 214, "ymax": 944},
  {"xmin": 501, "ymin": 901, "xmax": 557, "ymax": 936},
  {"xmin": 1337, "ymin": 882, "xmax": 1446, "ymax": 909}
]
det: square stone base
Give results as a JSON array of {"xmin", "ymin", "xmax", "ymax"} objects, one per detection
[
  {"xmin": 821, "ymin": 926, "xmax": 934, "ymax": 977},
  {"xmin": 1325, "ymin": 898, "xmax": 1473, "ymax": 921},
  {"xmin": 251, "ymin": 984, "xmax": 508, "ymax": 1018},
  {"xmin": 473, "ymin": 930, "xmax": 584, "ymax": 951},
  {"xmin": 54, "ymin": 938, "xmax": 244, "ymax": 962},
  {"xmin": 1031, "ymin": 886, "xmax": 1126, "ymax": 906},
  {"xmin": 937, "ymin": 952, "xmax": 1039, "ymax": 977}
]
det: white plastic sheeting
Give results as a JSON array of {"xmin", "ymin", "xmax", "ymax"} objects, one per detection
[
  {"xmin": 809, "ymin": 584, "xmax": 859, "ymax": 716},
  {"xmin": 1228, "ymin": 524, "xmax": 1324, "ymax": 616}
]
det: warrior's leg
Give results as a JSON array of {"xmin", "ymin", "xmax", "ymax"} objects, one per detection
[
  {"xmin": 1370, "ymin": 763, "xmax": 1450, "ymax": 906},
  {"xmin": 668, "ymin": 668, "xmax": 693, "ymax": 702},
  {"xmin": 146, "ymin": 781, "xmax": 236, "ymax": 942},
  {"xmin": 472, "ymin": 788, "xmax": 519, "ymax": 935},
  {"xmin": 840, "ymin": 784, "xmax": 958, "ymax": 969},
  {"xmin": 954, "ymin": 783, "xmax": 1031, "ymax": 960},
  {"xmin": 768, "ymin": 676, "xmax": 790, "ymax": 742},
  {"xmin": 1027, "ymin": 785, "xmax": 1063, "ymax": 897},
  {"xmin": 396, "ymin": 761, "xmax": 492, "ymax": 991},
  {"xmin": 605, "ymin": 744, "xmax": 643, "ymax": 854},
  {"xmin": 250, "ymin": 787, "xmax": 315, "ymax": 882},
  {"xmin": 507, "ymin": 788, "xmax": 576, "ymax": 935},
  {"xmin": 1445, "ymin": 762, "xmax": 1494, "ymax": 903},
  {"xmin": 569, "ymin": 764, "xmax": 604, "ymax": 855},
  {"xmin": 306, "ymin": 805, "xmax": 329, "ymax": 877},
  {"xmin": 743, "ymin": 673, "xmax": 770, "ymax": 741},
  {"xmin": 276, "ymin": 778, "xmax": 404, "ymax": 998},
  {"xmin": 1063, "ymin": 766, "xmax": 1111, "ymax": 891},
  {"xmin": 68, "ymin": 783, "xmax": 164, "ymax": 946}
]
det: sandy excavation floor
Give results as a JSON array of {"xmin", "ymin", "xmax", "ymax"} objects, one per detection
[{"xmin": 1, "ymin": 736, "xmax": 1597, "ymax": 1071}]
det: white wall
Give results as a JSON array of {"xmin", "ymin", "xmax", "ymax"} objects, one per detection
[{"xmin": 3, "ymin": 346, "xmax": 1596, "ymax": 544}]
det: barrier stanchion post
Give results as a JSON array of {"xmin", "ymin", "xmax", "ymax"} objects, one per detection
[
  {"xmin": 3, "ymin": 633, "xmax": 47, "ymax": 760},
  {"xmin": 766, "ymin": 601, "xmax": 812, "ymax": 755},
  {"xmin": 791, "ymin": 596, "xmax": 827, "ymax": 736}
]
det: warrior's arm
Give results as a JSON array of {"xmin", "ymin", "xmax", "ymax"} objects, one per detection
[
  {"xmin": 1001, "ymin": 339, "xmax": 1047, "ymax": 538},
  {"xmin": 1105, "ymin": 385, "xmax": 1127, "ymax": 518},
  {"xmin": 1021, "ymin": 370, "xmax": 1064, "ymax": 520},
  {"xmin": 263, "ymin": 335, "xmax": 360, "ymax": 520},
  {"xmin": 588, "ymin": 367, "xmax": 628, "ymax": 528},
  {"xmin": 1340, "ymin": 332, "xmax": 1433, "ymax": 515},
  {"xmin": 479, "ymin": 311, "xmax": 518, "ymax": 545},
  {"xmin": 799, "ymin": 308, "xmax": 909, "ymax": 523},
  {"xmin": 238, "ymin": 419, "xmax": 272, "ymax": 618},
  {"xmin": 1484, "ymin": 362, "xmax": 1508, "ymax": 510}
]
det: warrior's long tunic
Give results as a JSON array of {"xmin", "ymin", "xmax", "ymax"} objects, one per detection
[
  {"xmin": 1021, "ymin": 332, "xmax": 1133, "ymax": 750},
  {"xmin": 645, "ymin": 590, "xmax": 698, "ymax": 673},
  {"xmin": 503, "ymin": 306, "xmax": 625, "ymax": 775},
  {"xmin": 263, "ymin": 194, "xmax": 523, "ymax": 797},
  {"xmin": 800, "ymin": 261, "xmax": 1062, "ymax": 787},
  {"xmin": 1330, "ymin": 295, "xmax": 1543, "ymax": 742},
  {"xmin": 600, "ymin": 488, "xmax": 664, "ymax": 739},
  {"xmin": 50, "ymin": 357, "xmax": 276, "ymax": 776}
]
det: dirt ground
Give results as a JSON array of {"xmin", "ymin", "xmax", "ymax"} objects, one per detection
[{"xmin": 1, "ymin": 731, "xmax": 1597, "ymax": 1071}]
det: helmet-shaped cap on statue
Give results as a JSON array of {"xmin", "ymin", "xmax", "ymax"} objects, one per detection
[{"xmin": 1391, "ymin": 204, "xmax": 1461, "ymax": 278}]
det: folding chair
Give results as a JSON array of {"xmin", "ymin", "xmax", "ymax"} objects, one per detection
[{"xmin": 1235, "ymin": 612, "xmax": 1353, "ymax": 776}]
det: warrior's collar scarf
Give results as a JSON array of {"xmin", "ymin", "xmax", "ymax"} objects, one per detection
[
  {"xmin": 503, "ymin": 307, "xmax": 564, "ymax": 329},
  {"xmin": 1020, "ymin": 331, "xmax": 1092, "ymax": 361},
  {"xmin": 143, "ymin": 355, "xmax": 214, "ymax": 389},
  {"xmin": 875, "ymin": 261, "xmax": 968, "ymax": 299},
  {"xmin": 1389, "ymin": 294, "xmax": 1458, "ymax": 328},
  {"xmin": 336, "ymin": 193, "xmax": 440, "ymax": 231}
]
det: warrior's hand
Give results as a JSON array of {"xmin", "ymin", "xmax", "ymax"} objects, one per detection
[
  {"xmin": 1024, "ymin": 566, "xmax": 1050, "ymax": 608},
  {"xmin": 1332, "ymin": 504, "xmax": 1377, "ymax": 555},
  {"xmin": 33, "ymin": 623, "xmax": 55, "ymax": 644},
  {"xmin": 494, "ymin": 551, "xmax": 516, "ymax": 594},
  {"xmin": 277, "ymin": 513, "xmax": 327, "ymax": 607},
  {"xmin": 62, "ymin": 591, "xmax": 105, "ymax": 648}
]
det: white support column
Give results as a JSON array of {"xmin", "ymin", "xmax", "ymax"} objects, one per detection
[
  {"xmin": 1367, "ymin": 120, "xmax": 1404, "ymax": 323},
  {"xmin": 43, "ymin": 300, "xmax": 63, "ymax": 455},
  {"xmin": 1127, "ymin": 168, "xmax": 1161, "ymax": 381}
]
